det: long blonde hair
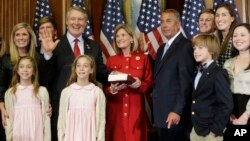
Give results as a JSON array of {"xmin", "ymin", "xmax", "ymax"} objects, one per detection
[
  {"xmin": 10, "ymin": 56, "xmax": 40, "ymax": 97},
  {"xmin": 9, "ymin": 23, "xmax": 37, "ymax": 65},
  {"xmin": 67, "ymin": 55, "xmax": 100, "ymax": 87}
]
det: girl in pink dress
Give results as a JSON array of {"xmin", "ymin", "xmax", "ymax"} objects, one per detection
[
  {"xmin": 4, "ymin": 56, "xmax": 51, "ymax": 141},
  {"xmin": 57, "ymin": 55, "xmax": 106, "ymax": 141}
]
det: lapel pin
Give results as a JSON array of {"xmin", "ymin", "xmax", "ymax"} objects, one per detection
[{"xmin": 86, "ymin": 44, "xmax": 90, "ymax": 49}]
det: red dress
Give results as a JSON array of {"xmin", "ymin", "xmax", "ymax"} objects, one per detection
[{"xmin": 105, "ymin": 52, "xmax": 153, "ymax": 141}]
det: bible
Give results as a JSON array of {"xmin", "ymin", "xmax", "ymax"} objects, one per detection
[{"xmin": 108, "ymin": 74, "xmax": 136, "ymax": 85}]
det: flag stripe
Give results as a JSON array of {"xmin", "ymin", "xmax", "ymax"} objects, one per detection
[{"xmin": 100, "ymin": 31, "xmax": 116, "ymax": 57}]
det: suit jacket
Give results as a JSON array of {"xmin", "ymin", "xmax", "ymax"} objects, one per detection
[
  {"xmin": 191, "ymin": 61, "xmax": 233, "ymax": 136},
  {"xmin": 39, "ymin": 34, "xmax": 109, "ymax": 101},
  {"xmin": 152, "ymin": 33, "xmax": 195, "ymax": 128}
]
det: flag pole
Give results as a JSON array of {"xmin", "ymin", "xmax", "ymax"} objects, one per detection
[
  {"xmin": 204, "ymin": 0, "xmax": 214, "ymax": 9},
  {"xmin": 62, "ymin": 0, "xmax": 66, "ymax": 34}
]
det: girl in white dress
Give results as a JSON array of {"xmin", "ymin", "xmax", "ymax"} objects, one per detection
[
  {"xmin": 4, "ymin": 56, "xmax": 51, "ymax": 141},
  {"xmin": 57, "ymin": 55, "xmax": 106, "ymax": 141}
]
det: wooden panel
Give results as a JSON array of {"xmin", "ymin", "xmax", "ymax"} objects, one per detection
[
  {"xmin": 92, "ymin": 0, "xmax": 105, "ymax": 43},
  {"xmin": 48, "ymin": 0, "xmax": 64, "ymax": 37},
  {"xmin": 166, "ymin": 0, "xmax": 185, "ymax": 15},
  {"xmin": 0, "ymin": 0, "xmax": 35, "ymax": 45}
]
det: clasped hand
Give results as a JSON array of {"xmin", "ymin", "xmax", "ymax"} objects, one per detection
[{"xmin": 110, "ymin": 77, "xmax": 141, "ymax": 94}]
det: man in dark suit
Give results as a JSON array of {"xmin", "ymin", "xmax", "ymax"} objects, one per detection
[
  {"xmin": 152, "ymin": 9, "xmax": 195, "ymax": 141},
  {"xmin": 39, "ymin": 7, "xmax": 109, "ymax": 141}
]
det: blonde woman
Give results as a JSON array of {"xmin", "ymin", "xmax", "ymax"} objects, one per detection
[{"xmin": 0, "ymin": 23, "xmax": 38, "ymax": 130}]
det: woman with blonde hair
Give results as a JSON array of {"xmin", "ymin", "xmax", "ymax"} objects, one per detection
[{"xmin": 0, "ymin": 23, "xmax": 39, "ymax": 132}]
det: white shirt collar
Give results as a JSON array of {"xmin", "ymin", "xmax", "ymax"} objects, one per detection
[
  {"xmin": 66, "ymin": 32, "xmax": 83, "ymax": 44},
  {"xmin": 204, "ymin": 60, "xmax": 214, "ymax": 68},
  {"xmin": 166, "ymin": 30, "xmax": 181, "ymax": 46}
]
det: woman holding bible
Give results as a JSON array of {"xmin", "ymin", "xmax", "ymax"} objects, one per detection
[{"xmin": 104, "ymin": 24, "xmax": 153, "ymax": 141}]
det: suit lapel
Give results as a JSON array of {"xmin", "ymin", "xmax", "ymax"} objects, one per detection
[
  {"xmin": 195, "ymin": 61, "xmax": 217, "ymax": 91},
  {"xmin": 59, "ymin": 35, "xmax": 75, "ymax": 57},
  {"xmin": 154, "ymin": 34, "xmax": 183, "ymax": 78}
]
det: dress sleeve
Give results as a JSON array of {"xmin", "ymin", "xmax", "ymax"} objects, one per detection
[
  {"xmin": 57, "ymin": 88, "xmax": 68, "ymax": 141},
  {"xmin": 95, "ymin": 87, "xmax": 106, "ymax": 141},
  {"xmin": 40, "ymin": 87, "xmax": 51, "ymax": 141},
  {"xmin": 4, "ymin": 89, "xmax": 14, "ymax": 141}
]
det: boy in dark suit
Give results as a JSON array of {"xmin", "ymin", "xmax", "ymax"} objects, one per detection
[{"xmin": 191, "ymin": 34, "xmax": 233, "ymax": 141}]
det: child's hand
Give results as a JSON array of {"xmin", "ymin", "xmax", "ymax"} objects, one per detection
[
  {"xmin": 47, "ymin": 104, "xmax": 52, "ymax": 117},
  {"xmin": 232, "ymin": 112, "xmax": 249, "ymax": 125},
  {"xmin": 230, "ymin": 114, "xmax": 236, "ymax": 123},
  {"xmin": 0, "ymin": 103, "xmax": 8, "ymax": 127}
]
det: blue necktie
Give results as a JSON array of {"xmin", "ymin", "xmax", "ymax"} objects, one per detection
[{"xmin": 161, "ymin": 43, "xmax": 169, "ymax": 59}]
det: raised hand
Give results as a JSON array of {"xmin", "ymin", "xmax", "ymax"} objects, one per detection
[
  {"xmin": 138, "ymin": 32, "xmax": 150, "ymax": 53},
  {"xmin": 39, "ymin": 30, "xmax": 60, "ymax": 54}
]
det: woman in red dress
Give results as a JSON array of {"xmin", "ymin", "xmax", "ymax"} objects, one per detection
[{"xmin": 104, "ymin": 24, "xmax": 153, "ymax": 141}]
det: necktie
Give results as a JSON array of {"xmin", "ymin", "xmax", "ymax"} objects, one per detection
[
  {"xmin": 161, "ymin": 43, "xmax": 169, "ymax": 59},
  {"xmin": 197, "ymin": 63, "xmax": 207, "ymax": 73},
  {"xmin": 73, "ymin": 39, "xmax": 80, "ymax": 57}
]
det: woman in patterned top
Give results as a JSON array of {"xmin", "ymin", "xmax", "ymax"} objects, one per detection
[{"xmin": 215, "ymin": 2, "xmax": 238, "ymax": 67}]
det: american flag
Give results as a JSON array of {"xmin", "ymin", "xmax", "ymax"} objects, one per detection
[
  {"xmin": 136, "ymin": 0, "xmax": 164, "ymax": 59},
  {"xmin": 214, "ymin": 0, "xmax": 241, "ymax": 22},
  {"xmin": 181, "ymin": 0, "xmax": 204, "ymax": 39},
  {"xmin": 100, "ymin": 0, "xmax": 124, "ymax": 57},
  {"xmin": 72, "ymin": 0, "xmax": 94, "ymax": 39},
  {"xmin": 33, "ymin": 0, "xmax": 52, "ymax": 40}
]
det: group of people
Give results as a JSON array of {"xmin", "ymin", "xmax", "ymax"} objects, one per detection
[{"xmin": 0, "ymin": 2, "xmax": 249, "ymax": 141}]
